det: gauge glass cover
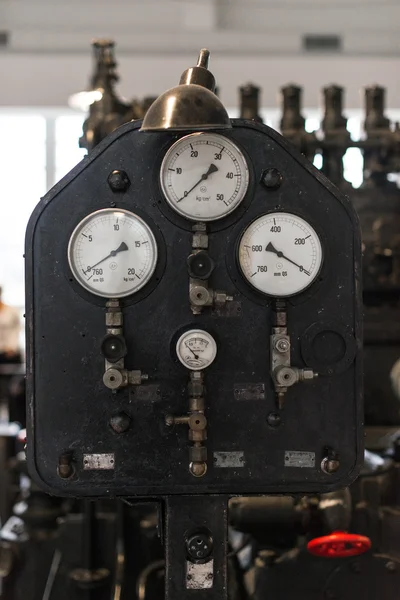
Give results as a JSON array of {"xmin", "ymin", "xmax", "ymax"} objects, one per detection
[
  {"xmin": 238, "ymin": 212, "xmax": 323, "ymax": 297},
  {"xmin": 160, "ymin": 132, "xmax": 249, "ymax": 221},
  {"xmin": 68, "ymin": 208, "xmax": 158, "ymax": 298},
  {"xmin": 176, "ymin": 329, "xmax": 217, "ymax": 370}
]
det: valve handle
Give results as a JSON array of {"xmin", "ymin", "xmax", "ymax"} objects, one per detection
[{"xmin": 307, "ymin": 531, "xmax": 371, "ymax": 558}]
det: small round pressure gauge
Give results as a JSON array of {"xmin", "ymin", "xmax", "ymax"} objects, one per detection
[
  {"xmin": 68, "ymin": 208, "xmax": 158, "ymax": 298},
  {"xmin": 160, "ymin": 132, "xmax": 249, "ymax": 221},
  {"xmin": 238, "ymin": 212, "xmax": 323, "ymax": 297},
  {"xmin": 176, "ymin": 329, "xmax": 217, "ymax": 371}
]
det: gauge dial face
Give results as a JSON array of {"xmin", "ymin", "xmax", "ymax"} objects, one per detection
[
  {"xmin": 176, "ymin": 329, "xmax": 217, "ymax": 371},
  {"xmin": 68, "ymin": 208, "xmax": 158, "ymax": 298},
  {"xmin": 160, "ymin": 132, "xmax": 249, "ymax": 222},
  {"xmin": 238, "ymin": 212, "xmax": 323, "ymax": 297}
]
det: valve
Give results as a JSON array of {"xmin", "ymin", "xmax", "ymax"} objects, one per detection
[{"xmin": 307, "ymin": 531, "xmax": 371, "ymax": 558}]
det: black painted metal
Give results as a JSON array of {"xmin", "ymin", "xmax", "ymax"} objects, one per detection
[
  {"xmin": 164, "ymin": 495, "xmax": 228, "ymax": 600},
  {"xmin": 25, "ymin": 118, "xmax": 362, "ymax": 497}
]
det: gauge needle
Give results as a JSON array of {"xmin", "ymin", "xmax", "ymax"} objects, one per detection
[
  {"xmin": 185, "ymin": 344, "xmax": 199, "ymax": 360},
  {"xmin": 266, "ymin": 242, "xmax": 311, "ymax": 276},
  {"xmin": 176, "ymin": 163, "xmax": 219, "ymax": 202},
  {"xmin": 84, "ymin": 241, "xmax": 129, "ymax": 274}
]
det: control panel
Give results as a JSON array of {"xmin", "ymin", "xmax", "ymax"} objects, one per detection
[{"xmin": 25, "ymin": 51, "xmax": 362, "ymax": 498}]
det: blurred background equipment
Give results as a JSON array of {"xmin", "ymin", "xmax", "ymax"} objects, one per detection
[{"xmin": 1, "ymin": 1, "xmax": 400, "ymax": 598}]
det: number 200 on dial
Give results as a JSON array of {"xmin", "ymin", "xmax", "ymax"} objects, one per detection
[{"xmin": 238, "ymin": 213, "xmax": 323, "ymax": 297}]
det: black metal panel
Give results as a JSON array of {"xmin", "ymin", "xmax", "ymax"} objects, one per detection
[
  {"xmin": 165, "ymin": 495, "xmax": 228, "ymax": 600},
  {"xmin": 25, "ymin": 119, "xmax": 363, "ymax": 497}
]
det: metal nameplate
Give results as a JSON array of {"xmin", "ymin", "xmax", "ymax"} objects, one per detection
[
  {"xmin": 186, "ymin": 559, "xmax": 213, "ymax": 589},
  {"xmin": 233, "ymin": 383, "xmax": 265, "ymax": 401},
  {"xmin": 284, "ymin": 451, "xmax": 315, "ymax": 468},
  {"xmin": 214, "ymin": 451, "xmax": 245, "ymax": 468},
  {"xmin": 83, "ymin": 453, "xmax": 115, "ymax": 470}
]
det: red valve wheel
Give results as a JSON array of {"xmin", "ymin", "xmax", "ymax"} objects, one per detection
[{"xmin": 307, "ymin": 531, "xmax": 371, "ymax": 558}]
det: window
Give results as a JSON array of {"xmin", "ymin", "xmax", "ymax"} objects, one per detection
[
  {"xmin": 0, "ymin": 108, "xmax": 393, "ymax": 309},
  {"xmin": 55, "ymin": 115, "xmax": 86, "ymax": 182},
  {"xmin": 0, "ymin": 115, "xmax": 46, "ymax": 307}
]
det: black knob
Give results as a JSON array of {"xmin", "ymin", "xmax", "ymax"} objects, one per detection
[
  {"xmin": 101, "ymin": 334, "xmax": 127, "ymax": 363},
  {"xmin": 187, "ymin": 251, "xmax": 215, "ymax": 280}
]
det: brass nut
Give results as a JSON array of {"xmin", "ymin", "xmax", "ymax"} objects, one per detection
[
  {"xmin": 188, "ymin": 383, "xmax": 204, "ymax": 397},
  {"xmin": 213, "ymin": 291, "xmax": 233, "ymax": 305},
  {"xmin": 275, "ymin": 338, "xmax": 290, "ymax": 353},
  {"xmin": 190, "ymin": 446, "xmax": 207, "ymax": 462},
  {"xmin": 189, "ymin": 430, "xmax": 207, "ymax": 442},
  {"xmin": 189, "ymin": 397, "xmax": 205, "ymax": 411},
  {"xmin": 302, "ymin": 369, "xmax": 316, "ymax": 380}
]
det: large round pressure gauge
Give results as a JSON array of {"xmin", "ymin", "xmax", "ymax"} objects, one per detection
[
  {"xmin": 238, "ymin": 212, "xmax": 323, "ymax": 297},
  {"xmin": 68, "ymin": 208, "xmax": 158, "ymax": 298},
  {"xmin": 176, "ymin": 329, "xmax": 217, "ymax": 371},
  {"xmin": 160, "ymin": 132, "xmax": 249, "ymax": 221}
]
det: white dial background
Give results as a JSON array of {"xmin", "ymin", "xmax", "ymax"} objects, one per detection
[
  {"xmin": 176, "ymin": 329, "xmax": 218, "ymax": 371},
  {"xmin": 68, "ymin": 209, "xmax": 158, "ymax": 298},
  {"xmin": 160, "ymin": 132, "xmax": 249, "ymax": 221},
  {"xmin": 238, "ymin": 212, "xmax": 323, "ymax": 297}
]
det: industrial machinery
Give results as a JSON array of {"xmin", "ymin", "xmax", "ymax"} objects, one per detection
[
  {"xmin": 76, "ymin": 40, "xmax": 157, "ymax": 152},
  {"xmin": 2, "ymin": 43, "xmax": 400, "ymax": 600},
  {"xmin": 19, "ymin": 48, "xmax": 364, "ymax": 599}
]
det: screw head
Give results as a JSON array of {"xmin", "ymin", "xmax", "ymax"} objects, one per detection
[
  {"xmin": 261, "ymin": 168, "xmax": 283, "ymax": 190},
  {"xmin": 267, "ymin": 412, "xmax": 281, "ymax": 427},
  {"xmin": 275, "ymin": 338, "xmax": 290, "ymax": 353},
  {"xmin": 110, "ymin": 412, "xmax": 131, "ymax": 434},
  {"xmin": 108, "ymin": 170, "xmax": 130, "ymax": 192}
]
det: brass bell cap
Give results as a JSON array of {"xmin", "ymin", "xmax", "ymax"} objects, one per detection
[{"xmin": 141, "ymin": 49, "xmax": 231, "ymax": 132}]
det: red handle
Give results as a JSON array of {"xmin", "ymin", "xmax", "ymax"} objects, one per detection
[{"xmin": 307, "ymin": 531, "xmax": 371, "ymax": 558}]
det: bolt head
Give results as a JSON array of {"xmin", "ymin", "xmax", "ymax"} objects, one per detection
[
  {"xmin": 261, "ymin": 168, "xmax": 283, "ymax": 190},
  {"xmin": 108, "ymin": 170, "xmax": 130, "ymax": 192},
  {"xmin": 275, "ymin": 338, "xmax": 290, "ymax": 353},
  {"xmin": 189, "ymin": 462, "xmax": 207, "ymax": 477},
  {"xmin": 321, "ymin": 456, "xmax": 340, "ymax": 474},
  {"xmin": 267, "ymin": 412, "xmax": 281, "ymax": 427},
  {"xmin": 110, "ymin": 412, "xmax": 131, "ymax": 434}
]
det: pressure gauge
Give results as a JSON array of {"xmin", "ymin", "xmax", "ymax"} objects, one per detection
[
  {"xmin": 68, "ymin": 208, "xmax": 158, "ymax": 298},
  {"xmin": 176, "ymin": 329, "xmax": 217, "ymax": 371},
  {"xmin": 238, "ymin": 212, "xmax": 323, "ymax": 297},
  {"xmin": 160, "ymin": 132, "xmax": 249, "ymax": 221}
]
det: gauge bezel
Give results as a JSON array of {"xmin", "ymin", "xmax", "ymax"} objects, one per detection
[
  {"xmin": 237, "ymin": 211, "xmax": 324, "ymax": 298},
  {"xmin": 175, "ymin": 328, "xmax": 218, "ymax": 371},
  {"xmin": 159, "ymin": 132, "xmax": 250, "ymax": 222},
  {"xmin": 67, "ymin": 208, "xmax": 158, "ymax": 299}
]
